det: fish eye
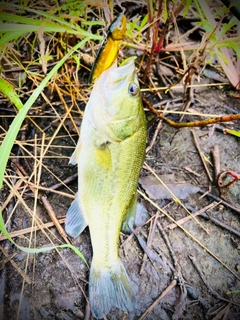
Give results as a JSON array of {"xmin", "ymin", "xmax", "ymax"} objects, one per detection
[
  {"xmin": 118, "ymin": 22, "xmax": 123, "ymax": 29},
  {"xmin": 128, "ymin": 83, "xmax": 139, "ymax": 97}
]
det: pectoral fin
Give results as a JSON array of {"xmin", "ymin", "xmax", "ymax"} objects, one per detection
[
  {"xmin": 65, "ymin": 193, "xmax": 87, "ymax": 238},
  {"xmin": 70, "ymin": 138, "xmax": 82, "ymax": 165}
]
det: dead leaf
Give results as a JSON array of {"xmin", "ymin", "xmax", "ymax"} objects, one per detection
[
  {"xmin": 139, "ymin": 175, "xmax": 200, "ymax": 200},
  {"xmin": 38, "ymin": 23, "xmax": 47, "ymax": 74}
]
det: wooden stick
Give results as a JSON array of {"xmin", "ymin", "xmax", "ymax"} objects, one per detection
[
  {"xmin": 143, "ymin": 96, "xmax": 240, "ymax": 128},
  {"xmin": 211, "ymin": 145, "xmax": 221, "ymax": 182},
  {"xmin": 138, "ymin": 279, "xmax": 177, "ymax": 320},
  {"xmin": 139, "ymin": 212, "xmax": 159, "ymax": 274},
  {"xmin": 0, "ymin": 219, "xmax": 65, "ymax": 242},
  {"xmin": 146, "ymin": 119, "xmax": 162, "ymax": 153},
  {"xmin": 191, "ymin": 130, "xmax": 213, "ymax": 182},
  {"xmin": 198, "ymin": 189, "xmax": 240, "ymax": 215},
  {"xmin": 200, "ymin": 212, "xmax": 240, "ymax": 238},
  {"xmin": 39, "ymin": 194, "xmax": 71, "ymax": 245},
  {"xmin": 164, "ymin": 202, "xmax": 217, "ymax": 230},
  {"xmin": 0, "ymin": 247, "xmax": 32, "ymax": 284}
]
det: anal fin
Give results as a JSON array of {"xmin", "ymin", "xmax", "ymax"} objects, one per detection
[
  {"xmin": 65, "ymin": 193, "xmax": 87, "ymax": 238},
  {"xmin": 122, "ymin": 194, "xmax": 148, "ymax": 234},
  {"xmin": 121, "ymin": 194, "xmax": 137, "ymax": 234}
]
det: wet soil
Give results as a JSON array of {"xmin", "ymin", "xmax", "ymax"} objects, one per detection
[{"xmin": 1, "ymin": 86, "xmax": 240, "ymax": 320}]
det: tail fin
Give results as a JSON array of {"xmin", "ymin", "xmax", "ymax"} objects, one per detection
[{"xmin": 89, "ymin": 258, "xmax": 136, "ymax": 319}]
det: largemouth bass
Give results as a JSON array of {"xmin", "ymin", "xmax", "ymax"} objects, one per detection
[
  {"xmin": 65, "ymin": 57, "xmax": 146, "ymax": 319},
  {"xmin": 88, "ymin": 14, "xmax": 127, "ymax": 84}
]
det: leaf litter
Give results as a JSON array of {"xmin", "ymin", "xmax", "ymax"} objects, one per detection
[{"xmin": 139, "ymin": 174, "xmax": 200, "ymax": 200}]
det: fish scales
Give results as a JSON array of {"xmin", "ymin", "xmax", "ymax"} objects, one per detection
[
  {"xmin": 65, "ymin": 57, "xmax": 146, "ymax": 318},
  {"xmin": 89, "ymin": 132, "xmax": 145, "ymax": 260}
]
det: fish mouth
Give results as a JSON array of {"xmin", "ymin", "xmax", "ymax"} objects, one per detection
[{"xmin": 106, "ymin": 57, "xmax": 137, "ymax": 88}]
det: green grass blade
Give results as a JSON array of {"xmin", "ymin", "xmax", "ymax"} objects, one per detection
[
  {"xmin": 0, "ymin": 23, "xmax": 87, "ymax": 36},
  {"xmin": 0, "ymin": 210, "xmax": 87, "ymax": 264},
  {"xmin": 0, "ymin": 36, "xmax": 91, "ymax": 189},
  {"xmin": 224, "ymin": 129, "xmax": 240, "ymax": 138},
  {"xmin": 0, "ymin": 2, "xmax": 84, "ymax": 30},
  {"xmin": 0, "ymin": 11, "xmax": 102, "ymax": 39},
  {"xmin": 0, "ymin": 13, "xmax": 55, "ymax": 26},
  {"xmin": 0, "ymin": 37, "xmax": 92, "ymax": 263},
  {"xmin": 0, "ymin": 12, "xmax": 81, "ymax": 34},
  {"xmin": 0, "ymin": 30, "xmax": 27, "ymax": 48},
  {"xmin": 0, "ymin": 78, "xmax": 24, "ymax": 110}
]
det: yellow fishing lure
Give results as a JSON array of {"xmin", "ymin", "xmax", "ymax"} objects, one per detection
[{"xmin": 88, "ymin": 14, "xmax": 127, "ymax": 83}]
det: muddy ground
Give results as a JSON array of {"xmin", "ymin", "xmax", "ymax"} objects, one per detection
[{"xmin": 0, "ymin": 85, "xmax": 240, "ymax": 320}]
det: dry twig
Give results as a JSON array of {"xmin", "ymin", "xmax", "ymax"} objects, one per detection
[
  {"xmin": 143, "ymin": 97, "xmax": 240, "ymax": 127},
  {"xmin": 200, "ymin": 213, "xmax": 240, "ymax": 238},
  {"xmin": 139, "ymin": 279, "xmax": 177, "ymax": 320},
  {"xmin": 0, "ymin": 218, "xmax": 66, "ymax": 242},
  {"xmin": 139, "ymin": 212, "xmax": 159, "ymax": 274},
  {"xmin": 198, "ymin": 190, "xmax": 240, "ymax": 215},
  {"xmin": 0, "ymin": 247, "xmax": 32, "ymax": 284},
  {"xmin": 189, "ymin": 254, "xmax": 240, "ymax": 307},
  {"xmin": 39, "ymin": 195, "xmax": 71, "ymax": 245},
  {"xmin": 191, "ymin": 130, "xmax": 213, "ymax": 182},
  {"xmin": 146, "ymin": 119, "xmax": 162, "ymax": 153},
  {"xmin": 164, "ymin": 202, "xmax": 217, "ymax": 230},
  {"xmin": 211, "ymin": 145, "xmax": 221, "ymax": 182}
]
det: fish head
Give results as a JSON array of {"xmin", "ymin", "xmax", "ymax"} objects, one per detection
[{"xmin": 90, "ymin": 57, "xmax": 144, "ymax": 142}]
